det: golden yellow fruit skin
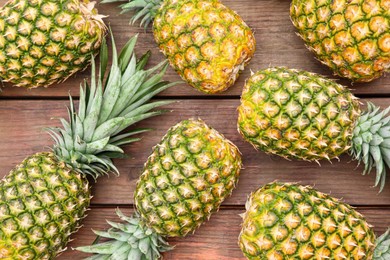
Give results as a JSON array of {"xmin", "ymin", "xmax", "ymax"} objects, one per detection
[
  {"xmin": 290, "ymin": 0, "xmax": 390, "ymax": 82},
  {"xmin": 239, "ymin": 183, "xmax": 376, "ymax": 260},
  {"xmin": 0, "ymin": 0, "xmax": 106, "ymax": 88},
  {"xmin": 153, "ymin": 0, "xmax": 256, "ymax": 94}
]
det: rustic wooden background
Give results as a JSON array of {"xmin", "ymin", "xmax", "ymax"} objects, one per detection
[{"xmin": 0, "ymin": 0, "xmax": 389, "ymax": 259}]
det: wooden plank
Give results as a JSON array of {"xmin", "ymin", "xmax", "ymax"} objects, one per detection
[
  {"xmin": 0, "ymin": 0, "xmax": 389, "ymax": 97},
  {"xmin": 0, "ymin": 1, "xmax": 388, "ymax": 259},
  {"xmin": 1, "ymin": 99, "xmax": 390, "ymax": 205},
  {"xmin": 63, "ymin": 207, "xmax": 390, "ymax": 259}
]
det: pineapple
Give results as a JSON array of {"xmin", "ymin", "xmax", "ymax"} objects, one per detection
[
  {"xmin": 239, "ymin": 182, "xmax": 390, "ymax": 259},
  {"xmin": 237, "ymin": 67, "xmax": 390, "ymax": 191},
  {"xmin": 290, "ymin": 0, "xmax": 390, "ymax": 82},
  {"xmin": 0, "ymin": 0, "xmax": 106, "ymax": 88},
  {"xmin": 102, "ymin": 0, "xmax": 256, "ymax": 94},
  {"xmin": 76, "ymin": 118, "xmax": 242, "ymax": 258},
  {"xmin": 0, "ymin": 33, "xmax": 177, "ymax": 259}
]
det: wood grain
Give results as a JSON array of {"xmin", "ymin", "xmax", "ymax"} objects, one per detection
[
  {"xmin": 0, "ymin": 0, "xmax": 389, "ymax": 97},
  {"xmin": 62, "ymin": 207, "xmax": 390, "ymax": 259},
  {"xmin": 1, "ymin": 99, "xmax": 390, "ymax": 206},
  {"xmin": 0, "ymin": 0, "xmax": 389, "ymax": 259}
]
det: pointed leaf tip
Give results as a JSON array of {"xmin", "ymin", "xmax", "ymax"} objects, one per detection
[
  {"xmin": 50, "ymin": 29, "xmax": 175, "ymax": 179},
  {"xmin": 353, "ymin": 103, "xmax": 390, "ymax": 192},
  {"xmin": 75, "ymin": 209, "xmax": 172, "ymax": 259}
]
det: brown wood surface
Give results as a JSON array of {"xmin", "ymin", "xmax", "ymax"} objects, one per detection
[
  {"xmin": 62, "ymin": 208, "xmax": 390, "ymax": 259},
  {"xmin": 0, "ymin": 0, "xmax": 390, "ymax": 259},
  {"xmin": 0, "ymin": 0, "xmax": 390, "ymax": 98}
]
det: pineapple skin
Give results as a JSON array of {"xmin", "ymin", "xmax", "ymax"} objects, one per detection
[
  {"xmin": 0, "ymin": 152, "xmax": 90, "ymax": 259},
  {"xmin": 135, "ymin": 118, "xmax": 242, "ymax": 237},
  {"xmin": 153, "ymin": 0, "xmax": 256, "ymax": 94},
  {"xmin": 0, "ymin": 0, "xmax": 105, "ymax": 88},
  {"xmin": 237, "ymin": 67, "xmax": 361, "ymax": 161},
  {"xmin": 239, "ymin": 182, "xmax": 376, "ymax": 259},
  {"xmin": 290, "ymin": 0, "xmax": 390, "ymax": 82}
]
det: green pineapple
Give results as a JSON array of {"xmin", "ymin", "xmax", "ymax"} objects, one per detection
[
  {"xmin": 76, "ymin": 118, "xmax": 242, "ymax": 258},
  {"xmin": 0, "ymin": 33, "xmax": 177, "ymax": 259},
  {"xmin": 102, "ymin": 0, "xmax": 256, "ymax": 94},
  {"xmin": 237, "ymin": 67, "xmax": 390, "ymax": 191},
  {"xmin": 239, "ymin": 182, "xmax": 390, "ymax": 259},
  {"xmin": 0, "ymin": 0, "xmax": 106, "ymax": 88},
  {"xmin": 290, "ymin": 0, "xmax": 390, "ymax": 82}
]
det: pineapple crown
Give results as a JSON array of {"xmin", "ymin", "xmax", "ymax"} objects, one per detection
[
  {"xmin": 351, "ymin": 102, "xmax": 390, "ymax": 192},
  {"xmin": 46, "ymin": 31, "xmax": 178, "ymax": 179},
  {"xmin": 75, "ymin": 209, "xmax": 172, "ymax": 259},
  {"xmin": 374, "ymin": 228, "xmax": 390, "ymax": 259},
  {"xmin": 101, "ymin": 0, "xmax": 164, "ymax": 27}
]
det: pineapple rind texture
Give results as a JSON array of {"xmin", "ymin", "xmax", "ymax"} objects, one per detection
[
  {"xmin": 135, "ymin": 118, "xmax": 242, "ymax": 237},
  {"xmin": 237, "ymin": 67, "xmax": 361, "ymax": 161},
  {"xmin": 153, "ymin": 0, "xmax": 256, "ymax": 94},
  {"xmin": 0, "ymin": 0, "xmax": 106, "ymax": 88},
  {"xmin": 290, "ymin": 0, "xmax": 390, "ymax": 82},
  {"xmin": 239, "ymin": 182, "xmax": 376, "ymax": 260},
  {"xmin": 0, "ymin": 152, "xmax": 90, "ymax": 259}
]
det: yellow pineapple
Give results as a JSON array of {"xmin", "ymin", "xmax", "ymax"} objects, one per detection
[
  {"xmin": 0, "ymin": 0, "xmax": 106, "ymax": 88},
  {"xmin": 238, "ymin": 67, "xmax": 390, "ymax": 191},
  {"xmin": 239, "ymin": 182, "xmax": 390, "ymax": 259},
  {"xmin": 76, "ymin": 118, "xmax": 242, "ymax": 258},
  {"xmin": 103, "ymin": 0, "xmax": 256, "ymax": 94},
  {"xmin": 290, "ymin": 0, "xmax": 390, "ymax": 82}
]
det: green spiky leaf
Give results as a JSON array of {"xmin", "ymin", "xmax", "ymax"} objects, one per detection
[
  {"xmin": 47, "ymin": 31, "xmax": 178, "ymax": 178},
  {"xmin": 101, "ymin": 0, "xmax": 163, "ymax": 28},
  {"xmin": 374, "ymin": 229, "xmax": 390, "ymax": 260},
  {"xmin": 351, "ymin": 102, "xmax": 390, "ymax": 192},
  {"xmin": 75, "ymin": 209, "xmax": 172, "ymax": 260}
]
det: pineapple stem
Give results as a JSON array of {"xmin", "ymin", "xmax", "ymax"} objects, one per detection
[
  {"xmin": 75, "ymin": 209, "xmax": 172, "ymax": 259},
  {"xmin": 374, "ymin": 229, "xmax": 390, "ymax": 259},
  {"xmin": 101, "ymin": 0, "xmax": 163, "ymax": 27},
  {"xmin": 351, "ymin": 102, "xmax": 390, "ymax": 192}
]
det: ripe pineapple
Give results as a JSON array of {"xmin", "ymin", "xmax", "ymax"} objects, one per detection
[
  {"xmin": 0, "ymin": 0, "xmax": 106, "ymax": 88},
  {"xmin": 239, "ymin": 182, "xmax": 390, "ymax": 259},
  {"xmin": 76, "ymin": 118, "xmax": 242, "ymax": 258},
  {"xmin": 0, "ymin": 34, "xmax": 177, "ymax": 259},
  {"xmin": 290, "ymin": 0, "xmax": 390, "ymax": 82},
  {"xmin": 237, "ymin": 67, "xmax": 390, "ymax": 191},
  {"xmin": 103, "ymin": 0, "xmax": 256, "ymax": 94}
]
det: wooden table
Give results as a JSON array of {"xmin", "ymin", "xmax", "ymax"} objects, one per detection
[{"xmin": 1, "ymin": 0, "xmax": 390, "ymax": 259}]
